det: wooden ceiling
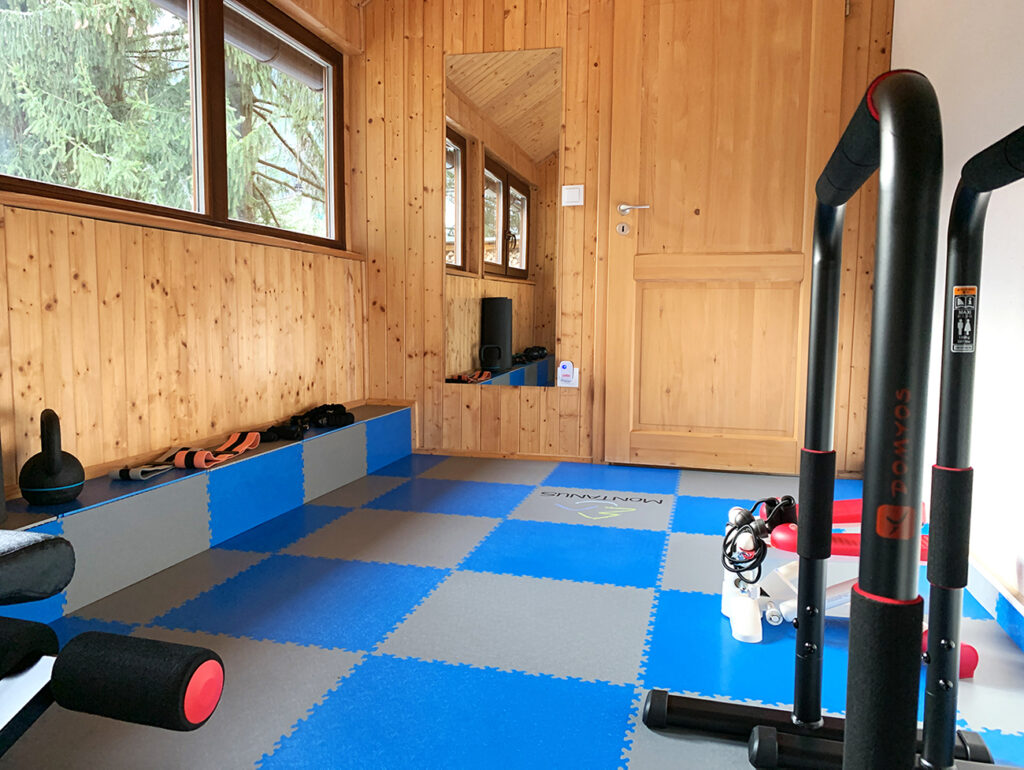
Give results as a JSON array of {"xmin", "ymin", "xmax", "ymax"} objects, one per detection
[{"xmin": 446, "ymin": 49, "xmax": 562, "ymax": 163}]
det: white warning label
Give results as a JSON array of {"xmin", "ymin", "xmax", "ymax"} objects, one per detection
[{"xmin": 951, "ymin": 285, "xmax": 978, "ymax": 353}]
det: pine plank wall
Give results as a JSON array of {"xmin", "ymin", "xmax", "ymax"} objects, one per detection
[
  {"xmin": 342, "ymin": 0, "xmax": 895, "ymax": 468},
  {"xmin": 0, "ymin": 0, "xmax": 894, "ymax": 497}
]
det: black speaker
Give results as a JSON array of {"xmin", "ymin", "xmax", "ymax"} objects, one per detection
[{"xmin": 479, "ymin": 297, "xmax": 513, "ymax": 371}]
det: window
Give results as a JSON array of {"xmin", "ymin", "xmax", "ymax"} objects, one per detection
[
  {"xmin": 0, "ymin": 0, "xmax": 196, "ymax": 210},
  {"xmin": 444, "ymin": 126, "xmax": 467, "ymax": 269},
  {"xmin": 483, "ymin": 156, "xmax": 529, "ymax": 278},
  {"xmin": 0, "ymin": 0, "xmax": 344, "ymax": 247}
]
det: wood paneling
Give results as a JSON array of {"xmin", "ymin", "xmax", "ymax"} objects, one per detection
[
  {"xmin": 270, "ymin": 0, "xmax": 364, "ymax": 55},
  {"xmin": 445, "ymin": 274, "xmax": 536, "ymax": 376},
  {"xmin": 446, "ymin": 49, "xmax": 563, "ymax": 162},
  {"xmin": 531, "ymin": 153, "xmax": 559, "ymax": 355},
  {"xmin": 347, "ymin": 0, "xmax": 892, "ymax": 467},
  {"xmin": 446, "ymin": 87, "xmax": 540, "ymax": 185},
  {"xmin": 0, "ymin": 205, "xmax": 366, "ymax": 497}
]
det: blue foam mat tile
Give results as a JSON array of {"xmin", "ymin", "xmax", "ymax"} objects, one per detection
[
  {"xmin": 258, "ymin": 655, "xmax": 636, "ymax": 770},
  {"xmin": 216, "ymin": 504, "xmax": 350, "ymax": 553},
  {"xmin": 365, "ymin": 410, "xmax": 412, "ymax": 473},
  {"xmin": 643, "ymin": 590, "xmax": 851, "ymax": 715},
  {"xmin": 49, "ymin": 616, "xmax": 137, "ymax": 648},
  {"xmin": 371, "ymin": 453, "xmax": 448, "ymax": 478},
  {"xmin": 0, "ymin": 593, "xmax": 67, "ymax": 625},
  {"xmin": 364, "ymin": 478, "xmax": 533, "ymax": 517},
  {"xmin": 672, "ymin": 496, "xmax": 754, "ymax": 536},
  {"xmin": 460, "ymin": 520, "xmax": 667, "ymax": 588},
  {"xmin": 207, "ymin": 444, "xmax": 304, "ymax": 545},
  {"xmin": 541, "ymin": 462, "xmax": 681, "ymax": 495},
  {"xmin": 152, "ymin": 554, "xmax": 448, "ymax": 652},
  {"xmin": 973, "ymin": 729, "xmax": 1024, "ymax": 768},
  {"xmin": 834, "ymin": 478, "xmax": 863, "ymax": 500},
  {"xmin": 996, "ymin": 595, "xmax": 1024, "ymax": 653}
]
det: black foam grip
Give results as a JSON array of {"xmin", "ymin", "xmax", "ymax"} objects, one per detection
[
  {"xmin": 0, "ymin": 616, "xmax": 58, "ymax": 679},
  {"xmin": 961, "ymin": 124, "xmax": 1024, "ymax": 193},
  {"xmin": 927, "ymin": 467, "xmax": 973, "ymax": 589},
  {"xmin": 815, "ymin": 92, "xmax": 881, "ymax": 207},
  {"xmin": 843, "ymin": 588, "xmax": 924, "ymax": 770},
  {"xmin": 51, "ymin": 632, "xmax": 223, "ymax": 731},
  {"xmin": 797, "ymin": 450, "xmax": 836, "ymax": 559}
]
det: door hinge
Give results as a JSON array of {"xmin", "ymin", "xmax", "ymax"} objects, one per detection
[{"xmin": 845, "ymin": 0, "xmax": 851, "ymax": 17}]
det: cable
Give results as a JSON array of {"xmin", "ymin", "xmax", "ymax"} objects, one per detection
[{"xmin": 721, "ymin": 496, "xmax": 796, "ymax": 585}]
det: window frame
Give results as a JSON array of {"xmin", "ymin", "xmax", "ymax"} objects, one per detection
[
  {"xmin": 0, "ymin": 0, "xmax": 346, "ymax": 251},
  {"xmin": 444, "ymin": 125, "xmax": 468, "ymax": 272},
  {"xmin": 482, "ymin": 155, "xmax": 530, "ymax": 280}
]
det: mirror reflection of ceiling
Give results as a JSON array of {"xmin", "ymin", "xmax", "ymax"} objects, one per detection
[{"xmin": 445, "ymin": 49, "xmax": 562, "ymax": 163}]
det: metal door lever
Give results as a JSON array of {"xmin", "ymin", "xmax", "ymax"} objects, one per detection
[{"xmin": 617, "ymin": 203, "xmax": 650, "ymax": 215}]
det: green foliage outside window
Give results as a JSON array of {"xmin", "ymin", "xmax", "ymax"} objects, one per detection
[{"xmin": 0, "ymin": 0, "xmax": 328, "ymax": 236}]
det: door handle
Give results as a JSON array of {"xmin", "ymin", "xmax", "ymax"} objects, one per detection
[{"xmin": 617, "ymin": 203, "xmax": 650, "ymax": 215}]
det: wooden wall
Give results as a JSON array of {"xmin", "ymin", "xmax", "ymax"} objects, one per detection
[
  {"xmin": 0, "ymin": 204, "xmax": 366, "ymax": 497},
  {"xmin": 531, "ymin": 153, "xmax": 559, "ymax": 357},
  {"xmin": 341, "ymin": 0, "xmax": 894, "ymax": 468},
  {"xmin": 0, "ymin": 0, "xmax": 894, "ymax": 490},
  {"xmin": 445, "ymin": 274, "xmax": 535, "ymax": 376}
]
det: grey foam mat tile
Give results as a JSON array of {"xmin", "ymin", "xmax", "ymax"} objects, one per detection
[
  {"xmin": 678, "ymin": 469, "xmax": 799, "ymax": 499},
  {"xmin": 284, "ymin": 509, "xmax": 501, "ymax": 568},
  {"xmin": 308, "ymin": 474, "xmax": 406, "ymax": 509},
  {"xmin": 73, "ymin": 549, "xmax": 268, "ymax": 625},
  {"xmin": 621, "ymin": 688, "xmax": 752, "ymax": 769},
  {"xmin": 954, "ymin": 617, "xmax": 1024, "ymax": 734},
  {"xmin": 0, "ymin": 628, "xmax": 363, "ymax": 770},
  {"xmin": 420, "ymin": 456, "xmax": 557, "ymax": 485},
  {"xmin": 379, "ymin": 570, "xmax": 655, "ymax": 685},
  {"xmin": 61, "ymin": 474, "xmax": 211, "ymax": 614},
  {"xmin": 302, "ymin": 423, "xmax": 367, "ymax": 503},
  {"xmin": 509, "ymin": 486, "xmax": 674, "ymax": 531},
  {"xmin": 662, "ymin": 533, "xmax": 729, "ymax": 594}
]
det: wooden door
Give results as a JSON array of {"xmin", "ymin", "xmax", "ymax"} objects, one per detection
[{"xmin": 604, "ymin": 0, "xmax": 845, "ymax": 473}]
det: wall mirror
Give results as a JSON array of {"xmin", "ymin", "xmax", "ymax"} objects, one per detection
[{"xmin": 444, "ymin": 48, "xmax": 562, "ymax": 387}]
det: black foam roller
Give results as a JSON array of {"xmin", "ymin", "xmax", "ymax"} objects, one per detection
[
  {"xmin": 843, "ymin": 588, "xmax": 923, "ymax": 770},
  {"xmin": 0, "ymin": 616, "xmax": 58, "ymax": 679},
  {"xmin": 51, "ymin": 632, "xmax": 223, "ymax": 731}
]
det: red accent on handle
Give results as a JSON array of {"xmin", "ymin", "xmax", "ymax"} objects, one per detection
[
  {"xmin": 866, "ymin": 69, "xmax": 924, "ymax": 120},
  {"xmin": 183, "ymin": 659, "xmax": 224, "ymax": 725},
  {"xmin": 853, "ymin": 583, "xmax": 923, "ymax": 607}
]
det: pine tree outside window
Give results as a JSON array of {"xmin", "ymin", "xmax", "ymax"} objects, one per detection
[{"xmin": 0, "ymin": 0, "xmax": 344, "ymax": 248}]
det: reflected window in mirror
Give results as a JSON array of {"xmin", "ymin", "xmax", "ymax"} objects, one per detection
[
  {"xmin": 445, "ymin": 126, "xmax": 468, "ymax": 269},
  {"xmin": 483, "ymin": 167, "xmax": 504, "ymax": 268},
  {"xmin": 484, "ymin": 156, "xmax": 529, "ymax": 279}
]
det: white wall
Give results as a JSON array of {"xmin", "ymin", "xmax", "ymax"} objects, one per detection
[{"xmin": 892, "ymin": 0, "xmax": 1024, "ymax": 600}]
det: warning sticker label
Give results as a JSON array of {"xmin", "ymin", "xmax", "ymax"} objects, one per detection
[{"xmin": 951, "ymin": 285, "xmax": 978, "ymax": 353}]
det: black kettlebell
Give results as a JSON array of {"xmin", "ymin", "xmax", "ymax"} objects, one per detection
[{"xmin": 19, "ymin": 410, "xmax": 85, "ymax": 505}]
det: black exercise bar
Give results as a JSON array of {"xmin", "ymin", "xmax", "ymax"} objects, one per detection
[
  {"xmin": 643, "ymin": 70, "xmax": 948, "ymax": 769},
  {"xmin": 919, "ymin": 124, "xmax": 1024, "ymax": 770}
]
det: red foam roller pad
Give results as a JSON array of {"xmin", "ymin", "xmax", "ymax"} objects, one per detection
[
  {"xmin": 770, "ymin": 524, "xmax": 930, "ymax": 561},
  {"xmin": 184, "ymin": 658, "xmax": 225, "ymax": 725}
]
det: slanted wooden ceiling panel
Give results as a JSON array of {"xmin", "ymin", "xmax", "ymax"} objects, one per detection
[{"xmin": 446, "ymin": 48, "xmax": 562, "ymax": 163}]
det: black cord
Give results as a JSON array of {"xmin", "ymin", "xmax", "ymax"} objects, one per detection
[
  {"xmin": 721, "ymin": 497, "xmax": 794, "ymax": 585},
  {"xmin": 722, "ymin": 520, "xmax": 768, "ymax": 584}
]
